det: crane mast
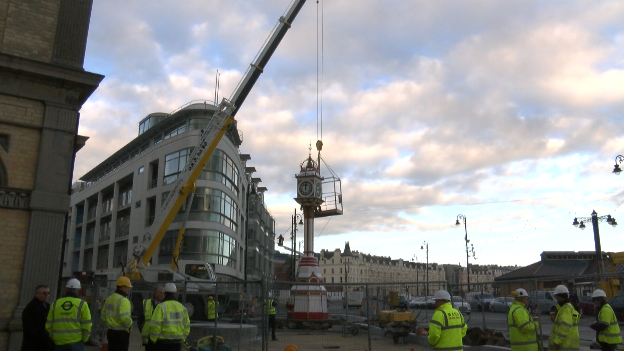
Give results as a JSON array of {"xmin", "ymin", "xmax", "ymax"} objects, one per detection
[{"xmin": 132, "ymin": 0, "xmax": 308, "ymax": 270}]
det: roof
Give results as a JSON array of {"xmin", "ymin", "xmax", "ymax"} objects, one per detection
[{"xmin": 495, "ymin": 260, "xmax": 590, "ymax": 282}]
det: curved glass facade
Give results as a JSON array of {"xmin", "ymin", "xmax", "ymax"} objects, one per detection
[
  {"xmin": 170, "ymin": 187, "xmax": 239, "ymax": 232},
  {"xmin": 199, "ymin": 149, "xmax": 240, "ymax": 196},
  {"xmin": 159, "ymin": 229, "xmax": 237, "ymax": 268}
]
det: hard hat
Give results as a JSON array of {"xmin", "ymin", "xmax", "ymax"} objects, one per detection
[
  {"xmin": 515, "ymin": 288, "xmax": 529, "ymax": 297},
  {"xmin": 208, "ymin": 296, "xmax": 213, "ymax": 300},
  {"xmin": 164, "ymin": 283, "xmax": 177, "ymax": 293},
  {"xmin": 66, "ymin": 278, "xmax": 81, "ymax": 289},
  {"xmin": 554, "ymin": 285, "xmax": 569, "ymax": 295},
  {"xmin": 592, "ymin": 289, "xmax": 607, "ymax": 298},
  {"xmin": 284, "ymin": 345, "xmax": 299, "ymax": 351},
  {"xmin": 115, "ymin": 277, "xmax": 133, "ymax": 288},
  {"xmin": 434, "ymin": 290, "xmax": 451, "ymax": 301}
]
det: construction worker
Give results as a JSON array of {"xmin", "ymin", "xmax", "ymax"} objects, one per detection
[
  {"xmin": 148, "ymin": 283, "xmax": 190, "ymax": 350},
  {"xmin": 264, "ymin": 293, "xmax": 277, "ymax": 341},
  {"xmin": 549, "ymin": 285, "xmax": 580, "ymax": 351},
  {"xmin": 428, "ymin": 290, "xmax": 467, "ymax": 351},
  {"xmin": 508, "ymin": 288, "xmax": 540, "ymax": 351},
  {"xmin": 45, "ymin": 278, "xmax": 92, "ymax": 351},
  {"xmin": 206, "ymin": 296, "xmax": 219, "ymax": 321},
  {"xmin": 101, "ymin": 277, "xmax": 133, "ymax": 351},
  {"xmin": 590, "ymin": 289, "xmax": 622, "ymax": 351},
  {"xmin": 139, "ymin": 285, "xmax": 165, "ymax": 351}
]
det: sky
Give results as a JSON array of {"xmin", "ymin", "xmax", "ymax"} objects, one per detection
[{"xmin": 77, "ymin": 0, "xmax": 624, "ymax": 268}]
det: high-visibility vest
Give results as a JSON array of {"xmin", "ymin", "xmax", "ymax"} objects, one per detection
[
  {"xmin": 206, "ymin": 300, "xmax": 218, "ymax": 319},
  {"xmin": 264, "ymin": 299, "xmax": 276, "ymax": 315},
  {"xmin": 45, "ymin": 296, "xmax": 92, "ymax": 345},
  {"xmin": 141, "ymin": 299, "xmax": 158, "ymax": 343},
  {"xmin": 597, "ymin": 304, "xmax": 622, "ymax": 344},
  {"xmin": 428, "ymin": 302, "xmax": 467, "ymax": 351},
  {"xmin": 508, "ymin": 300, "xmax": 539, "ymax": 351},
  {"xmin": 148, "ymin": 300, "xmax": 190, "ymax": 343},
  {"xmin": 550, "ymin": 303, "xmax": 580, "ymax": 351},
  {"xmin": 101, "ymin": 293, "xmax": 132, "ymax": 331}
]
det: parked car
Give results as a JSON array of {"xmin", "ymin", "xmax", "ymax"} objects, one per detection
[
  {"xmin": 528, "ymin": 290, "xmax": 558, "ymax": 315},
  {"xmin": 465, "ymin": 292, "xmax": 496, "ymax": 311},
  {"xmin": 607, "ymin": 295, "xmax": 624, "ymax": 322},
  {"xmin": 409, "ymin": 296, "xmax": 426, "ymax": 309},
  {"xmin": 425, "ymin": 298, "xmax": 437, "ymax": 309},
  {"xmin": 451, "ymin": 296, "xmax": 471, "ymax": 315},
  {"xmin": 490, "ymin": 297, "xmax": 514, "ymax": 313},
  {"xmin": 577, "ymin": 296, "xmax": 595, "ymax": 316}
]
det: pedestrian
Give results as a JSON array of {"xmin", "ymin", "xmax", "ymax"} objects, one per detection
[
  {"xmin": 508, "ymin": 288, "xmax": 540, "ymax": 351},
  {"xmin": 428, "ymin": 290, "xmax": 467, "ymax": 351},
  {"xmin": 139, "ymin": 285, "xmax": 165, "ymax": 351},
  {"xmin": 21, "ymin": 284, "xmax": 54, "ymax": 351},
  {"xmin": 101, "ymin": 277, "xmax": 133, "ymax": 351},
  {"xmin": 148, "ymin": 283, "xmax": 190, "ymax": 351},
  {"xmin": 45, "ymin": 278, "xmax": 91, "ymax": 351},
  {"xmin": 264, "ymin": 293, "xmax": 277, "ymax": 341},
  {"xmin": 589, "ymin": 289, "xmax": 622, "ymax": 351},
  {"xmin": 549, "ymin": 285, "xmax": 580, "ymax": 351},
  {"xmin": 206, "ymin": 296, "xmax": 219, "ymax": 322}
]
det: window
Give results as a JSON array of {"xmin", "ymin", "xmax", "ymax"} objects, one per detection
[
  {"xmin": 174, "ymin": 187, "xmax": 239, "ymax": 232},
  {"xmin": 138, "ymin": 166, "xmax": 144, "ymax": 174},
  {"xmin": 159, "ymin": 229, "xmax": 238, "ymax": 269},
  {"xmin": 189, "ymin": 118, "xmax": 208, "ymax": 131},
  {"xmin": 118, "ymin": 186, "xmax": 132, "ymax": 208},
  {"xmin": 200, "ymin": 149, "xmax": 240, "ymax": 196},
  {"xmin": 164, "ymin": 148, "xmax": 192, "ymax": 185},
  {"xmin": 163, "ymin": 123, "xmax": 187, "ymax": 140}
]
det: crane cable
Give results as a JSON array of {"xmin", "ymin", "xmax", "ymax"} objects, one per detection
[{"xmin": 316, "ymin": 0, "xmax": 324, "ymax": 142}]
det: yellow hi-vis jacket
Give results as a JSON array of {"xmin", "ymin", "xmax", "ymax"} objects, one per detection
[
  {"xmin": 45, "ymin": 296, "xmax": 91, "ymax": 345},
  {"xmin": 264, "ymin": 299, "xmax": 276, "ymax": 315},
  {"xmin": 508, "ymin": 300, "xmax": 540, "ymax": 351},
  {"xmin": 428, "ymin": 302, "xmax": 467, "ymax": 351},
  {"xmin": 597, "ymin": 303, "xmax": 622, "ymax": 345},
  {"xmin": 141, "ymin": 299, "xmax": 158, "ymax": 344},
  {"xmin": 549, "ymin": 302, "xmax": 580, "ymax": 351},
  {"xmin": 148, "ymin": 300, "xmax": 190, "ymax": 343},
  {"xmin": 101, "ymin": 292, "xmax": 132, "ymax": 332},
  {"xmin": 206, "ymin": 300, "xmax": 219, "ymax": 319}
]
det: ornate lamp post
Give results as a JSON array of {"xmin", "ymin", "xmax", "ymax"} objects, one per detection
[
  {"xmin": 455, "ymin": 214, "xmax": 474, "ymax": 292},
  {"xmin": 572, "ymin": 210, "xmax": 617, "ymax": 274},
  {"xmin": 612, "ymin": 155, "xmax": 624, "ymax": 175}
]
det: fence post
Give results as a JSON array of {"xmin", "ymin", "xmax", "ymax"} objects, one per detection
[
  {"xmin": 481, "ymin": 283, "xmax": 486, "ymax": 330},
  {"xmin": 366, "ymin": 284, "xmax": 372, "ymax": 351}
]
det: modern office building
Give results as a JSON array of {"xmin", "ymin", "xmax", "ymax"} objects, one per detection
[{"xmin": 64, "ymin": 102, "xmax": 276, "ymax": 282}]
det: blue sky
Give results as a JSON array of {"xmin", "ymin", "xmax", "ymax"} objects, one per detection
[{"xmin": 77, "ymin": 0, "xmax": 624, "ymax": 267}]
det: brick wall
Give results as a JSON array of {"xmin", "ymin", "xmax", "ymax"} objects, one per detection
[
  {"xmin": 0, "ymin": 209, "xmax": 29, "ymax": 350},
  {"xmin": 0, "ymin": 0, "xmax": 61, "ymax": 62},
  {"xmin": 0, "ymin": 96, "xmax": 43, "ymax": 190}
]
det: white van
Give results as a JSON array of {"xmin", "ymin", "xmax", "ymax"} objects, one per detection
[{"xmin": 528, "ymin": 290, "xmax": 557, "ymax": 315}]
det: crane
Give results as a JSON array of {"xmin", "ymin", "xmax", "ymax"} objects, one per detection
[{"xmin": 124, "ymin": 0, "xmax": 308, "ymax": 289}]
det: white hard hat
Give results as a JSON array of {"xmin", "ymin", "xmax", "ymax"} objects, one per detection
[
  {"xmin": 434, "ymin": 290, "xmax": 451, "ymax": 301},
  {"xmin": 66, "ymin": 278, "xmax": 81, "ymax": 289},
  {"xmin": 592, "ymin": 289, "xmax": 607, "ymax": 298},
  {"xmin": 515, "ymin": 288, "xmax": 529, "ymax": 297},
  {"xmin": 554, "ymin": 285, "xmax": 569, "ymax": 295},
  {"xmin": 164, "ymin": 283, "xmax": 177, "ymax": 293}
]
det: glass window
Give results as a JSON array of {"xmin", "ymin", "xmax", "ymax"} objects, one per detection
[
  {"xmin": 163, "ymin": 148, "xmax": 192, "ymax": 185},
  {"xmin": 159, "ymin": 229, "xmax": 237, "ymax": 269},
  {"xmin": 189, "ymin": 118, "xmax": 208, "ymax": 131},
  {"xmin": 163, "ymin": 123, "xmax": 187, "ymax": 140},
  {"xmin": 138, "ymin": 166, "xmax": 144, "ymax": 174},
  {"xmin": 199, "ymin": 149, "xmax": 240, "ymax": 196}
]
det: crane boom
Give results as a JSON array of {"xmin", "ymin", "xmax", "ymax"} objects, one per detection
[{"xmin": 132, "ymin": 0, "xmax": 308, "ymax": 268}]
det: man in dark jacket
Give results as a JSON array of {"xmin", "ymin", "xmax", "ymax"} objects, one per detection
[{"xmin": 21, "ymin": 284, "xmax": 54, "ymax": 351}]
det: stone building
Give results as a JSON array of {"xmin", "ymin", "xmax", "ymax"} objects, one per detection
[
  {"xmin": 317, "ymin": 242, "xmax": 446, "ymax": 296},
  {"xmin": 0, "ymin": 1, "xmax": 103, "ymax": 350}
]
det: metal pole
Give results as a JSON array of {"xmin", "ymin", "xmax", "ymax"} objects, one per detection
[
  {"xmin": 464, "ymin": 218, "xmax": 470, "ymax": 292},
  {"xmin": 481, "ymin": 283, "xmax": 486, "ymax": 330},
  {"xmin": 365, "ymin": 284, "xmax": 372, "ymax": 351},
  {"xmin": 591, "ymin": 210, "xmax": 604, "ymax": 275}
]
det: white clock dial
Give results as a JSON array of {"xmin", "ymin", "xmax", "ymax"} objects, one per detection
[{"xmin": 298, "ymin": 180, "xmax": 313, "ymax": 196}]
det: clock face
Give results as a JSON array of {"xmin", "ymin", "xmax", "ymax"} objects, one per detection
[
  {"xmin": 315, "ymin": 182, "xmax": 322, "ymax": 198},
  {"xmin": 298, "ymin": 180, "xmax": 313, "ymax": 197}
]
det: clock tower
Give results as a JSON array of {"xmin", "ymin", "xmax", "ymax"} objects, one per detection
[{"xmin": 285, "ymin": 146, "xmax": 330, "ymax": 327}]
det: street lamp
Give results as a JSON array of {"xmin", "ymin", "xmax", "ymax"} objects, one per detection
[
  {"xmin": 572, "ymin": 210, "xmax": 617, "ymax": 274},
  {"xmin": 411, "ymin": 254, "xmax": 419, "ymax": 294},
  {"xmin": 421, "ymin": 242, "xmax": 428, "ymax": 296},
  {"xmin": 612, "ymin": 155, "xmax": 624, "ymax": 175},
  {"xmin": 291, "ymin": 210, "xmax": 303, "ymax": 281},
  {"xmin": 455, "ymin": 214, "xmax": 473, "ymax": 292}
]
